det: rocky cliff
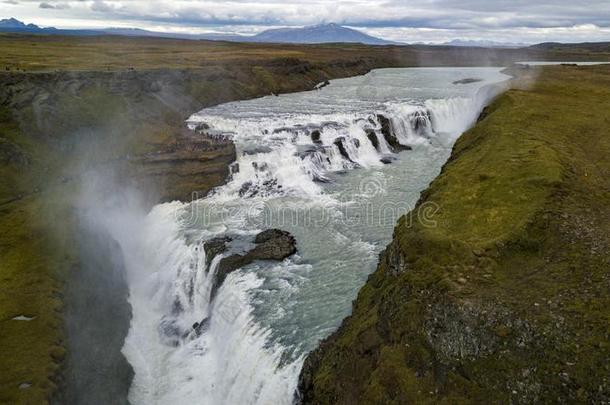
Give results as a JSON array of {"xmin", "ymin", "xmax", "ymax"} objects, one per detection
[{"xmin": 298, "ymin": 65, "xmax": 610, "ymax": 404}]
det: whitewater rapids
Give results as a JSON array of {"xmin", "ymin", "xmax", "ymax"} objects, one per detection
[{"xmin": 102, "ymin": 68, "xmax": 509, "ymax": 405}]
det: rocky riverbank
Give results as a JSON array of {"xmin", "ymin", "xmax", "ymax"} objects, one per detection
[{"xmin": 298, "ymin": 65, "xmax": 610, "ymax": 404}]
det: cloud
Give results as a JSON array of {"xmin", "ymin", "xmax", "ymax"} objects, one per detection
[
  {"xmin": 91, "ymin": 1, "xmax": 115, "ymax": 13},
  {"xmin": 58, "ymin": 0, "xmax": 610, "ymax": 30},
  {"xmin": 5, "ymin": 0, "xmax": 610, "ymax": 43},
  {"xmin": 4, "ymin": 0, "xmax": 19, "ymax": 4},
  {"xmin": 39, "ymin": 1, "xmax": 70, "ymax": 9},
  {"xmin": 362, "ymin": 24, "xmax": 610, "ymax": 44}
]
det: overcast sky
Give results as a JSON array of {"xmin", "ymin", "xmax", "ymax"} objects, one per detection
[{"xmin": 2, "ymin": 0, "xmax": 610, "ymax": 44}]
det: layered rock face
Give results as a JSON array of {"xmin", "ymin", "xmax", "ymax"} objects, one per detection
[
  {"xmin": 208, "ymin": 229, "xmax": 298, "ymax": 298},
  {"xmin": 298, "ymin": 66, "xmax": 610, "ymax": 404}
]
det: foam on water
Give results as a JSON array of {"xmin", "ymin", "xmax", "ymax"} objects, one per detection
[{"xmin": 114, "ymin": 68, "xmax": 509, "ymax": 404}]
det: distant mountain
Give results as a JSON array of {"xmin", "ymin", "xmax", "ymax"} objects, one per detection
[
  {"xmin": 0, "ymin": 18, "xmax": 51, "ymax": 33},
  {"xmin": 0, "ymin": 17, "xmax": 33, "ymax": 29},
  {"xmin": 0, "ymin": 19, "xmax": 395, "ymax": 45},
  {"xmin": 443, "ymin": 39, "xmax": 527, "ymax": 48},
  {"xmin": 102, "ymin": 27, "xmax": 242, "ymax": 41},
  {"xmin": 530, "ymin": 42, "xmax": 610, "ymax": 52},
  {"xmin": 0, "ymin": 18, "xmax": 103, "ymax": 36},
  {"xmin": 246, "ymin": 23, "xmax": 395, "ymax": 45}
]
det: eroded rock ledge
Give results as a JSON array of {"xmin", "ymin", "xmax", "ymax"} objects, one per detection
[{"xmin": 207, "ymin": 229, "xmax": 297, "ymax": 298}]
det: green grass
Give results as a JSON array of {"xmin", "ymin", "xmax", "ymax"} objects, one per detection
[
  {"xmin": 300, "ymin": 65, "xmax": 610, "ymax": 404},
  {"xmin": 0, "ymin": 102, "xmax": 77, "ymax": 403},
  {"xmin": 1, "ymin": 33, "xmax": 610, "ymax": 72},
  {"xmin": 0, "ymin": 196, "xmax": 73, "ymax": 404}
]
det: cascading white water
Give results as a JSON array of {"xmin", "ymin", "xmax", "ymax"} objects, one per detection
[{"xmin": 110, "ymin": 68, "xmax": 509, "ymax": 405}]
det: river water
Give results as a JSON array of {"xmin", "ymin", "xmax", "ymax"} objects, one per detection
[{"xmin": 108, "ymin": 67, "xmax": 509, "ymax": 404}]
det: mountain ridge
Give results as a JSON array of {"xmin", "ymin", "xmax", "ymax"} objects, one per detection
[
  {"xmin": 0, "ymin": 18, "xmax": 395, "ymax": 45},
  {"xmin": 443, "ymin": 39, "xmax": 528, "ymax": 48},
  {"xmin": 248, "ymin": 23, "xmax": 396, "ymax": 45}
]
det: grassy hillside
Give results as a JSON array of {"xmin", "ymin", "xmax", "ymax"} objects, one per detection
[
  {"xmin": 299, "ymin": 65, "xmax": 610, "ymax": 403},
  {"xmin": 2, "ymin": 33, "xmax": 610, "ymax": 72}
]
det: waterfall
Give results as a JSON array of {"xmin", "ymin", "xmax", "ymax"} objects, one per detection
[{"xmin": 111, "ymin": 68, "xmax": 509, "ymax": 405}]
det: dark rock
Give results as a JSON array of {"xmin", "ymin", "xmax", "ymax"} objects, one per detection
[
  {"xmin": 334, "ymin": 137, "xmax": 354, "ymax": 162},
  {"xmin": 204, "ymin": 237, "xmax": 232, "ymax": 265},
  {"xmin": 411, "ymin": 110, "xmax": 430, "ymax": 133},
  {"xmin": 316, "ymin": 80, "xmax": 331, "ymax": 90},
  {"xmin": 243, "ymin": 146, "xmax": 273, "ymax": 155},
  {"xmin": 313, "ymin": 175, "xmax": 331, "ymax": 183},
  {"xmin": 212, "ymin": 229, "xmax": 297, "ymax": 298},
  {"xmin": 134, "ymin": 127, "xmax": 236, "ymax": 203},
  {"xmin": 250, "ymin": 229, "xmax": 296, "ymax": 261},
  {"xmin": 252, "ymin": 161, "xmax": 269, "ymax": 171},
  {"xmin": 377, "ymin": 114, "xmax": 392, "ymax": 138},
  {"xmin": 295, "ymin": 144, "xmax": 324, "ymax": 160},
  {"xmin": 298, "ymin": 148, "xmax": 317, "ymax": 159},
  {"xmin": 452, "ymin": 78, "xmax": 483, "ymax": 85},
  {"xmin": 254, "ymin": 228, "xmax": 287, "ymax": 244},
  {"xmin": 239, "ymin": 181, "xmax": 254, "ymax": 197},
  {"xmin": 229, "ymin": 162, "xmax": 240, "ymax": 176},
  {"xmin": 315, "ymin": 80, "xmax": 330, "ymax": 90},
  {"xmin": 366, "ymin": 129, "xmax": 380, "ymax": 150},
  {"xmin": 377, "ymin": 114, "xmax": 411, "ymax": 152},
  {"xmin": 194, "ymin": 122, "xmax": 210, "ymax": 131},
  {"xmin": 311, "ymin": 130, "xmax": 322, "ymax": 144},
  {"xmin": 192, "ymin": 317, "xmax": 210, "ymax": 336},
  {"xmin": 477, "ymin": 106, "xmax": 490, "ymax": 123},
  {"xmin": 352, "ymin": 138, "xmax": 360, "ymax": 148},
  {"xmin": 380, "ymin": 157, "xmax": 394, "ymax": 164}
]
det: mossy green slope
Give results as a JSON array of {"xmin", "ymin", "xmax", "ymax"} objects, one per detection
[
  {"xmin": 0, "ymin": 103, "xmax": 74, "ymax": 404},
  {"xmin": 299, "ymin": 65, "xmax": 610, "ymax": 404}
]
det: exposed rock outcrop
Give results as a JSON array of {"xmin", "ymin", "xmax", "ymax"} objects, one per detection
[
  {"xmin": 132, "ymin": 127, "xmax": 236, "ymax": 203},
  {"xmin": 410, "ymin": 110, "xmax": 430, "ymax": 133},
  {"xmin": 212, "ymin": 229, "xmax": 297, "ymax": 297},
  {"xmin": 365, "ymin": 129, "xmax": 380, "ymax": 150},
  {"xmin": 377, "ymin": 114, "xmax": 411, "ymax": 152},
  {"xmin": 333, "ymin": 137, "xmax": 354, "ymax": 162},
  {"xmin": 453, "ymin": 77, "xmax": 483, "ymax": 85},
  {"xmin": 203, "ymin": 237, "xmax": 232, "ymax": 265}
]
